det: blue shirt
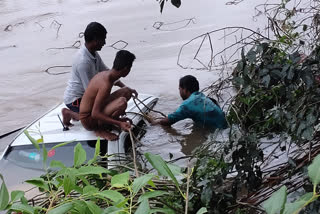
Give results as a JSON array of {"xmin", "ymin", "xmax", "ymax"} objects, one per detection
[{"xmin": 168, "ymin": 92, "xmax": 227, "ymax": 129}]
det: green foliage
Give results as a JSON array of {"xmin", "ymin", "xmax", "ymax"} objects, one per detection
[
  {"xmin": 308, "ymin": 154, "xmax": 320, "ymax": 188},
  {"xmin": 263, "ymin": 154, "xmax": 320, "ymax": 214},
  {"xmin": 263, "ymin": 186, "xmax": 287, "ymax": 214},
  {"xmin": 145, "ymin": 152, "xmax": 183, "ymax": 195},
  {"xmin": 0, "ymin": 174, "xmax": 9, "ymax": 210},
  {"xmin": 230, "ymin": 42, "xmax": 320, "ymax": 142},
  {"xmin": 74, "ymin": 142, "xmax": 87, "ymax": 167},
  {"xmin": 0, "ymin": 135, "xmax": 180, "ymax": 214},
  {"xmin": 157, "ymin": 0, "xmax": 181, "ymax": 13}
]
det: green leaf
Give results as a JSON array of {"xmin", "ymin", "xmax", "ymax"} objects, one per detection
[
  {"xmin": 302, "ymin": 127, "xmax": 314, "ymax": 140},
  {"xmin": 96, "ymin": 190, "xmax": 125, "ymax": 203},
  {"xmin": 74, "ymin": 143, "xmax": 87, "ymax": 167},
  {"xmin": 308, "ymin": 154, "xmax": 320, "ymax": 186},
  {"xmin": 50, "ymin": 160, "xmax": 66, "ymax": 169},
  {"xmin": 25, "ymin": 177, "xmax": 49, "ymax": 191},
  {"xmin": 303, "ymin": 24, "xmax": 307, "ymax": 31},
  {"xmin": 48, "ymin": 202, "xmax": 73, "ymax": 214},
  {"xmin": 270, "ymin": 69, "xmax": 283, "ymax": 79},
  {"xmin": 259, "ymin": 68, "xmax": 269, "ymax": 77},
  {"xmin": 42, "ymin": 143, "xmax": 48, "ymax": 167},
  {"xmin": 287, "ymin": 66, "xmax": 294, "ymax": 80},
  {"xmin": 0, "ymin": 174, "xmax": 9, "ymax": 210},
  {"xmin": 233, "ymin": 77, "xmax": 244, "ymax": 86},
  {"xmin": 103, "ymin": 206, "xmax": 122, "ymax": 214},
  {"xmin": 10, "ymin": 190, "xmax": 25, "ymax": 202},
  {"xmin": 132, "ymin": 174, "xmax": 153, "ymax": 194},
  {"xmin": 88, "ymin": 138, "xmax": 101, "ymax": 165},
  {"xmin": 83, "ymin": 185, "xmax": 99, "ymax": 195},
  {"xmin": 262, "ymin": 75, "xmax": 271, "ymax": 87},
  {"xmin": 247, "ymin": 49, "xmax": 257, "ymax": 63},
  {"xmin": 10, "ymin": 203, "xmax": 34, "ymax": 214},
  {"xmin": 51, "ymin": 140, "xmax": 75, "ymax": 150},
  {"xmin": 138, "ymin": 190, "xmax": 168, "ymax": 203},
  {"xmin": 85, "ymin": 201, "xmax": 103, "ymax": 214},
  {"xmin": 72, "ymin": 200, "xmax": 88, "ymax": 214},
  {"xmin": 21, "ymin": 196, "xmax": 28, "ymax": 205},
  {"xmin": 135, "ymin": 199, "xmax": 150, "ymax": 214},
  {"xmin": 147, "ymin": 179, "xmax": 156, "ymax": 188},
  {"xmin": 145, "ymin": 153, "xmax": 180, "ymax": 189},
  {"xmin": 263, "ymin": 186, "xmax": 287, "ymax": 214},
  {"xmin": 24, "ymin": 130, "xmax": 40, "ymax": 150},
  {"xmin": 283, "ymin": 192, "xmax": 314, "ymax": 214},
  {"xmin": 75, "ymin": 166, "xmax": 110, "ymax": 176},
  {"xmin": 196, "ymin": 207, "xmax": 208, "ymax": 214},
  {"xmin": 150, "ymin": 207, "xmax": 175, "ymax": 214},
  {"xmin": 111, "ymin": 172, "xmax": 129, "ymax": 188},
  {"xmin": 171, "ymin": 0, "xmax": 181, "ymax": 8},
  {"xmin": 63, "ymin": 175, "xmax": 73, "ymax": 196}
]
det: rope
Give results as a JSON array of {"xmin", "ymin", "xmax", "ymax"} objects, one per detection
[
  {"xmin": 129, "ymin": 129, "xmax": 139, "ymax": 178},
  {"xmin": 133, "ymin": 97, "xmax": 166, "ymax": 118}
]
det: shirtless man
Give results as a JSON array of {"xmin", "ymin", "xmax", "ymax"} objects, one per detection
[
  {"xmin": 79, "ymin": 50, "xmax": 136, "ymax": 140},
  {"xmin": 62, "ymin": 22, "xmax": 136, "ymax": 127}
]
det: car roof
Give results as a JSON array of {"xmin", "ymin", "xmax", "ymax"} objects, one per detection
[{"xmin": 9, "ymin": 94, "xmax": 158, "ymax": 147}]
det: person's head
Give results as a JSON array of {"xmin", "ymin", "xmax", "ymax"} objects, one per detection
[
  {"xmin": 84, "ymin": 22, "xmax": 107, "ymax": 51},
  {"xmin": 112, "ymin": 50, "xmax": 136, "ymax": 76},
  {"xmin": 179, "ymin": 75, "xmax": 199, "ymax": 100}
]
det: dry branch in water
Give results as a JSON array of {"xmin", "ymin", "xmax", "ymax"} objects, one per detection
[
  {"xmin": 44, "ymin": 66, "xmax": 71, "ymax": 75},
  {"xmin": 153, "ymin": 18, "xmax": 196, "ymax": 31},
  {"xmin": 50, "ymin": 20, "xmax": 62, "ymax": 38},
  {"xmin": 177, "ymin": 26, "xmax": 268, "ymax": 70}
]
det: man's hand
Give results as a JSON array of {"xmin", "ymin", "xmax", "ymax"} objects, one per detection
[
  {"xmin": 119, "ymin": 117, "xmax": 133, "ymax": 125},
  {"xmin": 128, "ymin": 87, "xmax": 138, "ymax": 98},
  {"xmin": 120, "ymin": 121, "xmax": 131, "ymax": 132},
  {"xmin": 151, "ymin": 117, "xmax": 171, "ymax": 126}
]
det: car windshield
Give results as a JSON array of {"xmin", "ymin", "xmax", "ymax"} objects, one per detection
[{"xmin": 3, "ymin": 140, "xmax": 106, "ymax": 170}]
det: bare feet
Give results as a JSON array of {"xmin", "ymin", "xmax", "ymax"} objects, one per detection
[
  {"xmin": 62, "ymin": 108, "xmax": 79, "ymax": 127},
  {"xmin": 95, "ymin": 130, "xmax": 119, "ymax": 141}
]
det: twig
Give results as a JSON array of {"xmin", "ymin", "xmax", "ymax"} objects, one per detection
[
  {"xmin": 185, "ymin": 164, "xmax": 191, "ymax": 214},
  {"xmin": 134, "ymin": 97, "xmax": 166, "ymax": 118},
  {"xmin": 44, "ymin": 65, "xmax": 71, "ymax": 75},
  {"xmin": 129, "ymin": 129, "xmax": 139, "ymax": 179}
]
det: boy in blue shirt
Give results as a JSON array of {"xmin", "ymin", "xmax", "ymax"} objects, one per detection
[{"xmin": 154, "ymin": 75, "xmax": 227, "ymax": 129}]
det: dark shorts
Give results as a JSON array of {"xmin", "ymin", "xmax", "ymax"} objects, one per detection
[{"xmin": 66, "ymin": 98, "xmax": 81, "ymax": 113}]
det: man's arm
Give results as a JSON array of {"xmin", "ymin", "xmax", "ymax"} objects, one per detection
[
  {"xmin": 114, "ymin": 80, "xmax": 138, "ymax": 98},
  {"xmin": 114, "ymin": 80, "xmax": 125, "ymax": 88},
  {"xmin": 153, "ymin": 117, "xmax": 172, "ymax": 126},
  {"xmin": 153, "ymin": 104, "xmax": 188, "ymax": 126}
]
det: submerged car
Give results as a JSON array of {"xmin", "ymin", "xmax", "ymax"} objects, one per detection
[{"xmin": 0, "ymin": 94, "xmax": 158, "ymax": 191}]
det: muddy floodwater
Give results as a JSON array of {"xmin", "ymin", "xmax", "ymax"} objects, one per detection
[{"xmin": 0, "ymin": 0, "xmax": 267, "ymax": 159}]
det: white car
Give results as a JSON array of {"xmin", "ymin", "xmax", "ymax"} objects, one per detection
[{"xmin": 0, "ymin": 94, "xmax": 158, "ymax": 190}]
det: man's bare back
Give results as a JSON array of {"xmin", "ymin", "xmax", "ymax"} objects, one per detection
[{"xmin": 79, "ymin": 50, "xmax": 137, "ymax": 140}]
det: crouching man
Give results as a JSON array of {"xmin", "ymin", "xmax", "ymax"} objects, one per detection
[
  {"xmin": 153, "ymin": 75, "xmax": 228, "ymax": 129},
  {"xmin": 79, "ymin": 50, "xmax": 136, "ymax": 140}
]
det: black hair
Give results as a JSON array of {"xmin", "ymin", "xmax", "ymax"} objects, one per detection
[
  {"xmin": 179, "ymin": 75, "xmax": 199, "ymax": 93},
  {"xmin": 112, "ymin": 50, "xmax": 136, "ymax": 70},
  {"xmin": 84, "ymin": 22, "xmax": 107, "ymax": 43}
]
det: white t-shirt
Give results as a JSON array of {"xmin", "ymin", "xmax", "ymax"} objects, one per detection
[{"xmin": 63, "ymin": 45, "xmax": 109, "ymax": 104}]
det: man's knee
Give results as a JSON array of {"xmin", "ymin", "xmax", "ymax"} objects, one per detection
[
  {"xmin": 118, "ymin": 97, "xmax": 127, "ymax": 109},
  {"xmin": 121, "ymin": 87, "xmax": 132, "ymax": 100}
]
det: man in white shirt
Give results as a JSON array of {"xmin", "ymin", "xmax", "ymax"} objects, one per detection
[{"xmin": 62, "ymin": 22, "xmax": 137, "ymax": 127}]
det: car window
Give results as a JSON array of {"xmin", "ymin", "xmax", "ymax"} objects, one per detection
[{"xmin": 3, "ymin": 140, "xmax": 105, "ymax": 170}]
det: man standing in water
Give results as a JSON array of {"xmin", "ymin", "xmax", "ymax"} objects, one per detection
[
  {"xmin": 80, "ymin": 50, "xmax": 136, "ymax": 140},
  {"xmin": 62, "ymin": 22, "xmax": 137, "ymax": 127},
  {"xmin": 153, "ymin": 75, "xmax": 228, "ymax": 129}
]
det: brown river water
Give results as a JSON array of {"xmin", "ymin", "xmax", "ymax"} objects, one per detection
[{"xmin": 0, "ymin": 0, "xmax": 267, "ymax": 160}]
